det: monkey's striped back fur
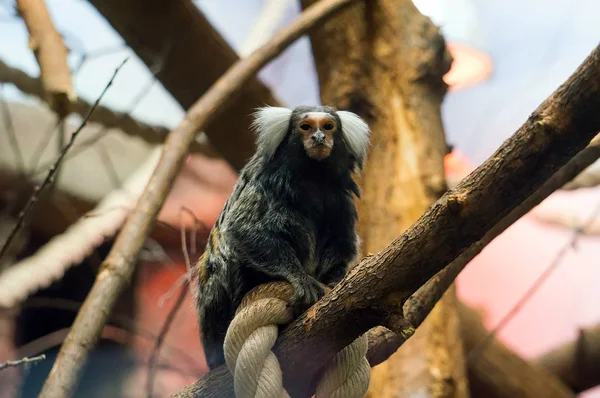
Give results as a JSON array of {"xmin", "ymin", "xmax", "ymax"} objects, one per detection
[{"xmin": 195, "ymin": 106, "xmax": 370, "ymax": 369}]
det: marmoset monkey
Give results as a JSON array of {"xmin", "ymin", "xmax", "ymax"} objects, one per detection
[{"xmin": 195, "ymin": 105, "xmax": 370, "ymax": 369}]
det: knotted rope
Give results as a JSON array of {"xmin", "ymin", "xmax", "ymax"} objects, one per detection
[{"xmin": 223, "ymin": 282, "xmax": 370, "ymax": 398}]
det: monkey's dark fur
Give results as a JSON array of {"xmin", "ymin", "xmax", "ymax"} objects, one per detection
[{"xmin": 195, "ymin": 105, "xmax": 370, "ymax": 369}]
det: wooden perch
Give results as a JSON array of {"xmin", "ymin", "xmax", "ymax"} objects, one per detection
[
  {"xmin": 87, "ymin": 0, "xmax": 283, "ymax": 171},
  {"xmin": 36, "ymin": 1, "xmax": 360, "ymax": 397},
  {"xmin": 405, "ymin": 134, "xmax": 600, "ymax": 329},
  {"xmin": 0, "ymin": 59, "xmax": 216, "ymax": 156},
  {"xmin": 16, "ymin": 0, "xmax": 74, "ymax": 117},
  {"xmin": 536, "ymin": 321, "xmax": 600, "ymax": 393},
  {"xmin": 180, "ymin": 42, "xmax": 600, "ymax": 398},
  {"xmin": 299, "ymin": 0, "xmax": 467, "ymax": 396},
  {"xmin": 458, "ymin": 303, "xmax": 574, "ymax": 398}
]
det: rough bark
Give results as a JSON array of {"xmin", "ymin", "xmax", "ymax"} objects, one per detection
[
  {"xmin": 16, "ymin": 0, "xmax": 74, "ymax": 117},
  {"xmin": 299, "ymin": 0, "xmax": 468, "ymax": 396},
  {"xmin": 458, "ymin": 303, "xmax": 574, "ymax": 398},
  {"xmin": 535, "ymin": 321, "xmax": 600, "ymax": 393},
  {"xmin": 178, "ymin": 13, "xmax": 600, "ymax": 398},
  {"xmin": 270, "ymin": 41, "xmax": 600, "ymax": 397},
  {"xmin": 35, "ymin": 1, "xmax": 360, "ymax": 396},
  {"xmin": 87, "ymin": 0, "xmax": 282, "ymax": 171}
]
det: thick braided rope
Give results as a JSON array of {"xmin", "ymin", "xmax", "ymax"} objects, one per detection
[{"xmin": 223, "ymin": 282, "xmax": 370, "ymax": 398}]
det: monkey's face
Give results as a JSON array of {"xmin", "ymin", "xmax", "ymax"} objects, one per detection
[{"xmin": 295, "ymin": 112, "xmax": 337, "ymax": 161}]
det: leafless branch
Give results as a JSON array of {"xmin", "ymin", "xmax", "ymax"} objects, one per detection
[
  {"xmin": 0, "ymin": 354, "xmax": 46, "ymax": 371},
  {"xmin": 0, "ymin": 148, "xmax": 161, "ymax": 308},
  {"xmin": 0, "ymin": 58, "xmax": 127, "ymax": 264},
  {"xmin": 458, "ymin": 303, "xmax": 574, "ymax": 398},
  {"xmin": 177, "ymin": 42, "xmax": 600, "ymax": 398},
  {"xmin": 0, "ymin": 58, "xmax": 217, "ymax": 155},
  {"xmin": 405, "ymin": 134, "xmax": 600, "ymax": 328},
  {"xmin": 146, "ymin": 209, "xmax": 194, "ymax": 398},
  {"xmin": 38, "ymin": 1, "xmax": 358, "ymax": 396},
  {"xmin": 16, "ymin": 0, "xmax": 74, "ymax": 117},
  {"xmin": 467, "ymin": 198, "xmax": 600, "ymax": 363},
  {"xmin": 21, "ymin": 297, "xmax": 201, "ymax": 373}
]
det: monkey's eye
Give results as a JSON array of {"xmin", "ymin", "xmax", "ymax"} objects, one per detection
[
  {"xmin": 323, "ymin": 123, "xmax": 334, "ymax": 131},
  {"xmin": 299, "ymin": 124, "xmax": 311, "ymax": 131}
]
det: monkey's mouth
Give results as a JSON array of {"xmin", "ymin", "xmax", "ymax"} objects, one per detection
[{"xmin": 306, "ymin": 144, "xmax": 332, "ymax": 160}]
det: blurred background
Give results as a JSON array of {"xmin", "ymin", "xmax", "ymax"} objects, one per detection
[{"xmin": 1, "ymin": 0, "xmax": 600, "ymax": 397}]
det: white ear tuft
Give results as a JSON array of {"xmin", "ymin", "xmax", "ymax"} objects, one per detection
[
  {"xmin": 251, "ymin": 106, "xmax": 293, "ymax": 159},
  {"xmin": 337, "ymin": 110, "xmax": 371, "ymax": 169}
]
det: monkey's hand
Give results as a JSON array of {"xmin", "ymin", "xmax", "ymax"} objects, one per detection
[{"xmin": 288, "ymin": 274, "xmax": 326, "ymax": 316}]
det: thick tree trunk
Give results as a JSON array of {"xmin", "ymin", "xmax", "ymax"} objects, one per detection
[
  {"xmin": 458, "ymin": 303, "xmax": 574, "ymax": 398},
  {"xmin": 300, "ymin": 0, "xmax": 468, "ymax": 396}
]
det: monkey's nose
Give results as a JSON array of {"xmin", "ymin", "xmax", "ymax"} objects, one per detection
[{"xmin": 312, "ymin": 131, "xmax": 325, "ymax": 144}]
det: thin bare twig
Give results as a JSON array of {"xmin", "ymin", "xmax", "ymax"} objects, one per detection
[
  {"xmin": 0, "ymin": 354, "xmax": 46, "ymax": 371},
  {"xmin": 0, "ymin": 58, "xmax": 128, "ymax": 263},
  {"xmin": 146, "ymin": 283, "xmax": 188, "ymax": 398},
  {"xmin": 39, "ymin": 2, "xmax": 357, "ymax": 396},
  {"xmin": 0, "ymin": 58, "xmax": 216, "ymax": 155},
  {"xmin": 22, "ymin": 297, "xmax": 202, "ymax": 373},
  {"xmin": 146, "ymin": 210, "xmax": 192, "ymax": 398},
  {"xmin": 405, "ymin": 135, "xmax": 600, "ymax": 329},
  {"xmin": 14, "ymin": 326, "xmax": 197, "ymax": 378},
  {"xmin": 467, "ymin": 198, "xmax": 600, "ymax": 363}
]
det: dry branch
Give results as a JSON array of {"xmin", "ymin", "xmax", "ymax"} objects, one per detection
[
  {"xmin": 0, "ymin": 59, "xmax": 127, "ymax": 263},
  {"xmin": 536, "ymin": 321, "xmax": 600, "ymax": 393},
  {"xmin": 458, "ymin": 303, "xmax": 574, "ymax": 398},
  {"xmin": 405, "ymin": 134, "xmax": 600, "ymax": 328},
  {"xmin": 36, "ymin": 1, "xmax": 360, "ymax": 396},
  {"xmin": 0, "ymin": 354, "xmax": 46, "ymax": 371},
  {"xmin": 179, "ymin": 42, "xmax": 600, "ymax": 398},
  {"xmin": 16, "ymin": 0, "xmax": 74, "ymax": 117},
  {"xmin": 88, "ymin": 0, "xmax": 283, "ymax": 171},
  {"xmin": 0, "ymin": 59, "xmax": 216, "ymax": 155},
  {"xmin": 0, "ymin": 148, "xmax": 162, "ymax": 308}
]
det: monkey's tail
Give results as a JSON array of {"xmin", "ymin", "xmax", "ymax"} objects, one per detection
[{"xmin": 198, "ymin": 281, "xmax": 233, "ymax": 370}]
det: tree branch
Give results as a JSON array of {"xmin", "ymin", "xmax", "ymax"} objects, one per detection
[
  {"xmin": 0, "ymin": 58, "xmax": 217, "ymax": 155},
  {"xmin": 405, "ymin": 133, "xmax": 600, "ymax": 328},
  {"xmin": 0, "ymin": 59, "xmax": 128, "ymax": 263},
  {"xmin": 182, "ymin": 42, "xmax": 600, "ymax": 398},
  {"xmin": 16, "ymin": 0, "xmax": 74, "ymax": 117},
  {"xmin": 36, "ymin": 1, "xmax": 360, "ymax": 397},
  {"xmin": 458, "ymin": 303, "xmax": 574, "ymax": 398},
  {"xmin": 536, "ymin": 321, "xmax": 600, "ymax": 393},
  {"xmin": 87, "ymin": 0, "xmax": 283, "ymax": 171},
  {"xmin": 0, "ymin": 354, "xmax": 46, "ymax": 371}
]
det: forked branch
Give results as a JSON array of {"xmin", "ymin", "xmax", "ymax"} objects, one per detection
[
  {"xmin": 36, "ymin": 1, "xmax": 361, "ymax": 397},
  {"xmin": 177, "ymin": 43, "xmax": 600, "ymax": 397}
]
